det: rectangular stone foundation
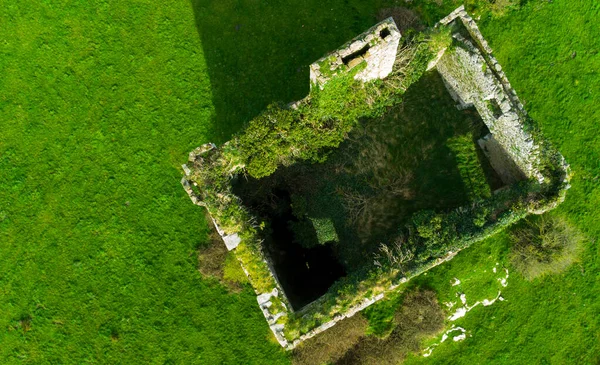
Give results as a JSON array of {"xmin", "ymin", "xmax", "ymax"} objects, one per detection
[{"xmin": 181, "ymin": 6, "xmax": 569, "ymax": 350}]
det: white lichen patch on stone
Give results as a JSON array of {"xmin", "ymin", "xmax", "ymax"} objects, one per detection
[
  {"xmin": 449, "ymin": 306, "xmax": 468, "ymax": 321},
  {"xmin": 422, "ymin": 347, "xmax": 435, "ymax": 357},
  {"xmin": 453, "ymin": 333, "xmax": 467, "ymax": 341},
  {"xmin": 498, "ymin": 268, "xmax": 509, "ymax": 287},
  {"xmin": 482, "ymin": 291, "xmax": 502, "ymax": 306},
  {"xmin": 444, "ymin": 301, "xmax": 456, "ymax": 309},
  {"xmin": 448, "ymin": 268, "xmax": 508, "ymax": 322},
  {"xmin": 309, "ymin": 17, "xmax": 401, "ymax": 89}
]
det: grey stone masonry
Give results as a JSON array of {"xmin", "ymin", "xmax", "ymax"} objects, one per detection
[
  {"xmin": 478, "ymin": 134, "xmax": 527, "ymax": 185},
  {"xmin": 434, "ymin": 6, "xmax": 544, "ymax": 183},
  {"xmin": 181, "ymin": 143, "xmax": 241, "ymax": 250},
  {"xmin": 309, "ymin": 17, "xmax": 401, "ymax": 89},
  {"xmin": 285, "ymin": 249, "xmax": 458, "ymax": 350}
]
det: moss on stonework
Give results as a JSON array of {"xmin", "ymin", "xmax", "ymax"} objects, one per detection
[
  {"xmin": 310, "ymin": 218, "xmax": 339, "ymax": 245},
  {"xmin": 447, "ymin": 133, "xmax": 492, "ymax": 201}
]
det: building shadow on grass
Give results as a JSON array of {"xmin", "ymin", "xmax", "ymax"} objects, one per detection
[{"xmin": 189, "ymin": 0, "xmax": 398, "ymax": 142}]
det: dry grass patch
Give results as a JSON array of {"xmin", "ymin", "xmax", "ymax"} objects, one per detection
[
  {"xmin": 292, "ymin": 314, "xmax": 369, "ymax": 365},
  {"xmin": 198, "ymin": 217, "xmax": 247, "ymax": 292},
  {"xmin": 509, "ymin": 215, "xmax": 585, "ymax": 281},
  {"xmin": 338, "ymin": 289, "xmax": 444, "ymax": 365}
]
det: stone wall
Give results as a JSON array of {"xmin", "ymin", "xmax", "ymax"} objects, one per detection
[
  {"xmin": 434, "ymin": 6, "xmax": 544, "ymax": 184},
  {"xmin": 181, "ymin": 7, "xmax": 569, "ymax": 351},
  {"xmin": 478, "ymin": 134, "xmax": 526, "ymax": 185},
  {"xmin": 285, "ymin": 249, "xmax": 458, "ymax": 349},
  {"xmin": 180, "ymin": 17, "xmax": 404, "ymax": 348},
  {"xmin": 182, "ymin": 144, "xmax": 241, "ymax": 250},
  {"xmin": 309, "ymin": 17, "xmax": 401, "ymax": 89},
  {"xmin": 181, "ymin": 143, "xmax": 292, "ymax": 347}
]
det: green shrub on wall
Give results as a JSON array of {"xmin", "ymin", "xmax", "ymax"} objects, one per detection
[
  {"xmin": 310, "ymin": 218, "xmax": 339, "ymax": 245},
  {"xmin": 233, "ymin": 36, "xmax": 434, "ymax": 179}
]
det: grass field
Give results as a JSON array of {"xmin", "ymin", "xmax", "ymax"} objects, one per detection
[
  {"xmin": 401, "ymin": 1, "xmax": 600, "ymax": 363},
  {"xmin": 0, "ymin": 1, "xmax": 287, "ymax": 363},
  {"xmin": 1, "ymin": 0, "xmax": 599, "ymax": 364}
]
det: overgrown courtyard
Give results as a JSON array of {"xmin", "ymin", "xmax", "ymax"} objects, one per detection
[{"xmin": 231, "ymin": 70, "xmax": 500, "ymax": 310}]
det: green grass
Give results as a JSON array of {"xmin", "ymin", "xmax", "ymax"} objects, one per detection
[
  {"xmin": 0, "ymin": 0, "xmax": 450, "ymax": 363},
  {"xmin": 447, "ymin": 133, "xmax": 493, "ymax": 201},
  {"xmin": 1, "ymin": 0, "xmax": 599, "ymax": 363},
  {"xmin": 0, "ymin": 1, "xmax": 287, "ymax": 363},
  {"xmin": 398, "ymin": 1, "xmax": 600, "ymax": 363}
]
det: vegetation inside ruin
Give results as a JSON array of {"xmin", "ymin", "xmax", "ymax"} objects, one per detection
[
  {"xmin": 193, "ymin": 10, "xmax": 567, "ymax": 336},
  {"xmin": 231, "ymin": 70, "xmax": 500, "ymax": 309},
  {"xmin": 1, "ymin": 0, "xmax": 598, "ymax": 364}
]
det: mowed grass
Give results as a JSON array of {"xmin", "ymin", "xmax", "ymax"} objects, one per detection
[{"xmin": 0, "ymin": 1, "xmax": 288, "ymax": 363}]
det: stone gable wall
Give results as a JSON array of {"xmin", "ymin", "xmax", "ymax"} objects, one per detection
[
  {"xmin": 435, "ymin": 6, "xmax": 544, "ymax": 183},
  {"xmin": 309, "ymin": 17, "xmax": 401, "ymax": 89}
]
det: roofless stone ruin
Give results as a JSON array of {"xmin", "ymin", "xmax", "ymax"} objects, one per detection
[{"xmin": 181, "ymin": 6, "xmax": 570, "ymax": 349}]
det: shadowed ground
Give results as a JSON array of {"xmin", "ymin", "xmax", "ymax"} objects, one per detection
[{"xmin": 189, "ymin": 0, "xmax": 460, "ymax": 141}]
